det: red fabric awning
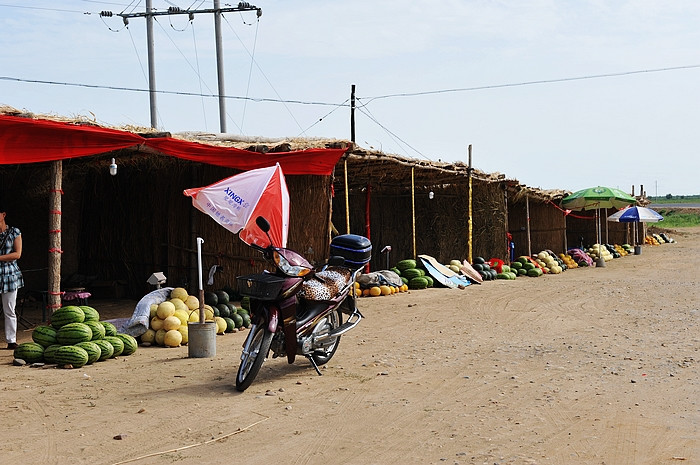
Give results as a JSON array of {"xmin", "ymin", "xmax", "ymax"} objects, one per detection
[{"xmin": 0, "ymin": 115, "xmax": 346, "ymax": 175}]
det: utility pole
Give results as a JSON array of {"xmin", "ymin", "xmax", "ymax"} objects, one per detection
[
  {"xmin": 103, "ymin": 2, "xmax": 262, "ymax": 131},
  {"xmin": 145, "ymin": 0, "xmax": 157, "ymax": 129},
  {"xmin": 350, "ymin": 84, "xmax": 356, "ymax": 143}
]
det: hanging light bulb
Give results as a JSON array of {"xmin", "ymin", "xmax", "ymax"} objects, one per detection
[
  {"xmin": 109, "ymin": 158, "xmax": 118, "ymax": 176},
  {"xmin": 428, "ymin": 191, "xmax": 434, "ymax": 200}
]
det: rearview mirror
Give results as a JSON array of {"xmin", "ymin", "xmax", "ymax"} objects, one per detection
[{"xmin": 256, "ymin": 216, "xmax": 270, "ymax": 233}]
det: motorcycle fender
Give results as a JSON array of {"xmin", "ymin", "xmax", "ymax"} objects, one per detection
[{"xmin": 268, "ymin": 307, "xmax": 279, "ymax": 333}]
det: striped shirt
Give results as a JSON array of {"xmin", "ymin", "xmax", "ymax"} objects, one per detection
[{"xmin": 0, "ymin": 226, "xmax": 24, "ymax": 293}]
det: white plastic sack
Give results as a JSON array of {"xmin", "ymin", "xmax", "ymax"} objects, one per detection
[{"xmin": 117, "ymin": 287, "xmax": 173, "ymax": 337}]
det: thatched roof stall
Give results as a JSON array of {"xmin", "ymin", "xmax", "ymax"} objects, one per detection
[
  {"xmin": 505, "ymin": 185, "xmax": 568, "ymax": 258},
  {"xmin": 0, "ymin": 108, "xmax": 349, "ymax": 302},
  {"xmin": 332, "ymin": 149, "xmax": 510, "ymax": 269},
  {"xmin": 506, "ymin": 184, "xmax": 642, "ymax": 258}
]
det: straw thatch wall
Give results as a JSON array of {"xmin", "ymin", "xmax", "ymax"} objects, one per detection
[
  {"xmin": 564, "ymin": 210, "xmax": 632, "ymax": 249},
  {"xmin": 0, "ymin": 153, "xmax": 333, "ymax": 299},
  {"xmin": 507, "ymin": 197, "xmax": 567, "ymax": 257},
  {"xmin": 332, "ymin": 152, "xmax": 510, "ymax": 269}
]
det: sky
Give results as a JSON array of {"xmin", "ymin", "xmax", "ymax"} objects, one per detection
[{"xmin": 1, "ymin": 1, "xmax": 699, "ymax": 196}]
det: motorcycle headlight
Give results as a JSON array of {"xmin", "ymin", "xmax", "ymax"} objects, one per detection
[{"xmin": 273, "ymin": 250, "xmax": 311, "ymax": 277}]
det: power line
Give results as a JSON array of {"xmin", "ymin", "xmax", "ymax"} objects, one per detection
[
  {"xmin": 0, "ymin": 2, "xmax": 91, "ymax": 14},
  {"xmin": 0, "ymin": 75, "xmax": 344, "ymax": 107},
  {"xmin": 362, "ymin": 64, "xmax": 700, "ymax": 104}
]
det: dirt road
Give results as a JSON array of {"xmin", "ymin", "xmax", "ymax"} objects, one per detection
[{"xmin": 1, "ymin": 228, "xmax": 698, "ymax": 464}]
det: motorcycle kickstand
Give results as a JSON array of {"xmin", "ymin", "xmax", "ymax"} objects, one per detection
[{"xmin": 305, "ymin": 354, "xmax": 323, "ymax": 376}]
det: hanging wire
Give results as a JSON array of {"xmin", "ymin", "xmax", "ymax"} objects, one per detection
[
  {"xmin": 238, "ymin": 13, "xmax": 260, "ymax": 131},
  {"xmin": 126, "ymin": 23, "xmax": 149, "ymax": 88},
  {"xmin": 356, "ymin": 103, "xmax": 429, "ymax": 161},
  {"xmin": 190, "ymin": 18, "xmax": 208, "ymax": 131},
  {"xmin": 297, "ymin": 99, "xmax": 349, "ymax": 137},
  {"xmin": 152, "ymin": 15, "xmax": 243, "ymax": 132},
  {"xmin": 222, "ymin": 14, "xmax": 305, "ymax": 134}
]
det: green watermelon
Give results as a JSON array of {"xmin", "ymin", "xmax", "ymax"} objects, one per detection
[
  {"xmin": 216, "ymin": 304, "xmax": 229, "ymax": 317},
  {"xmin": 241, "ymin": 313, "xmax": 251, "ymax": 328},
  {"xmin": 204, "ymin": 291, "xmax": 218, "ymax": 306},
  {"xmin": 223, "ymin": 317, "xmax": 236, "ymax": 332},
  {"xmin": 240, "ymin": 296, "xmax": 250, "ymax": 311},
  {"xmin": 214, "ymin": 290, "xmax": 229, "ymax": 305},
  {"xmin": 75, "ymin": 341, "xmax": 101, "ymax": 365},
  {"xmin": 408, "ymin": 277, "xmax": 429, "ymax": 290},
  {"xmin": 115, "ymin": 334, "xmax": 138, "ymax": 356},
  {"xmin": 54, "ymin": 345, "xmax": 89, "ymax": 368},
  {"xmin": 226, "ymin": 302, "xmax": 238, "ymax": 317},
  {"xmin": 104, "ymin": 336, "xmax": 124, "ymax": 357},
  {"xmin": 93, "ymin": 339, "xmax": 114, "ymax": 361},
  {"xmin": 79, "ymin": 305, "xmax": 100, "ymax": 322},
  {"xmin": 101, "ymin": 321, "xmax": 118, "ymax": 337},
  {"xmin": 231, "ymin": 313, "xmax": 243, "ymax": 329},
  {"xmin": 50, "ymin": 305, "xmax": 85, "ymax": 329},
  {"xmin": 402, "ymin": 268, "xmax": 422, "ymax": 280},
  {"xmin": 424, "ymin": 276, "xmax": 434, "ymax": 287},
  {"xmin": 396, "ymin": 259, "xmax": 417, "ymax": 271},
  {"xmin": 32, "ymin": 325, "xmax": 58, "ymax": 347},
  {"xmin": 56, "ymin": 322, "xmax": 93, "ymax": 345},
  {"xmin": 84, "ymin": 320, "xmax": 105, "ymax": 340},
  {"xmin": 42, "ymin": 344, "xmax": 61, "ymax": 364},
  {"xmin": 13, "ymin": 342, "xmax": 45, "ymax": 363}
]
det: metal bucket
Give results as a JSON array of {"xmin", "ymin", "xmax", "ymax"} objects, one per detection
[
  {"xmin": 187, "ymin": 321, "xmax": 217, "ymax": 358},
  {"xmin": 634, "ymin": 245, "xmax": 642, "ymax": 255}
]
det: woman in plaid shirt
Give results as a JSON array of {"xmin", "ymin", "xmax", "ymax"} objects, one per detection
[{"xmin": 0, "ymin": 208, "xmax": 23, "ymax": 350}]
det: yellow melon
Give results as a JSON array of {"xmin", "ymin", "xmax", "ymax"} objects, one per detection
[
  {"xmin": 163, "ymin": 315, "xmax": 181, "ymax": 331},
  {"xmin": 154, "ymin": 328, "xmax": 167, "ymax": 346},
  {"xmin": 214, "ymin": 317, "xmax": 227, "ymax": 334},
  {"xmin": 141, "ymin": 328, "xmax": 156, "ymax": 344},
  {"xmin": 369, "ymin": 286, "xmax": 382, "ymax": 297},
  {"xmin": 149, "ymin": 304, "xmax": 159, "ymax": 319},
  {"xmin": 170, "ymin": 287, "xmax": 188, "ymax": 301},
  {"xmin": 156, "ymin": 301, "xmax": 176, "ymax": 319},
  {"xmin": 150, "ymin": 316, "xmax": 164, "ymax": 331},
  {"xmin": 177, "ymin": 324, "xmax": 189, "ymax": 344},
  {"xmin": 173, "ymin": 309, "xmax": 189, "ymax": 326},
  {"xmin": 379, "ymin": 285, "xmax": 391, "ymax": 296},
  {"xmin": 163, "ymin": 329, "xmax": 182, "ymax": 347},
  {"xmin": 188, "ymin": 310, "xmax": 200, "ymax": 323},
  {"xmin": 184, "ymin": 295, "xmax": 200, "ymax": 310},
  {"xmin": 169, "ymin": 298, "xmax": 189, "ymax": 314}
]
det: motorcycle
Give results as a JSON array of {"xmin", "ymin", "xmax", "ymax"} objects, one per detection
[{"xmin": 235, "ymin": 216, "xmax": 371, "ymax": 392}]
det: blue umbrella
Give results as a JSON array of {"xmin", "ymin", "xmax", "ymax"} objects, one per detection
[{"xmin": 607, "ymin": 206, "xmax": 664, "ymax": 223}]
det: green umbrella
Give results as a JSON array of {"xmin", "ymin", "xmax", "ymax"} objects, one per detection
[
  {"xmin": 560, "ymin": 186, "xmax": 635, "ymax": 268},
  {"xmin": 560, "ymin": 186, "xmax": 636, "ymax": 211}
]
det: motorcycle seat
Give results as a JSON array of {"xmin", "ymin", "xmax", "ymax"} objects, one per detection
[{"xmin": 299, "ymin": 266, "xmax": 351, "ymax": 301}]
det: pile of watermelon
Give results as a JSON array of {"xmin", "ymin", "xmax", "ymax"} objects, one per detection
[
  {"xmin": 391, "ymin": 259, "xmax": 433, "ymax": 290},
  {"xmin": 13, "ymin": 305, "xmax": 137, "ymax": 369}
]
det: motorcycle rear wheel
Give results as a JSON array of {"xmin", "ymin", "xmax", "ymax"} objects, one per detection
[
  {"xmin": 236, "ymin": 325, "xmax": 273, "ymax": 392},
  {"xmin": 311, "ymin": 309, "xmax": 342, "ymax": 366}
]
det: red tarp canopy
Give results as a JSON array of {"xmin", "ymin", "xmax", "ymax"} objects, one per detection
[{"xmin": 0, "ymin": 115, "xmax": 346, "ymax": 175}]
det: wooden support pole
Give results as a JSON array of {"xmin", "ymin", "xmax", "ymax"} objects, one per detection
[
  {"xmin": 467, "ymin": 145, "xmax": 473, "ymax": 263},
  {"xmin": 344, "ymin": 159, "xmax": 350, "ymax": 234},
  {"xmin": 48, "ymin": 160, "xmax": 63, "ymax": 315},
  {"xmin": 411, "ymin": 167, "xmax": 416, "ymax": 260},
  {"xmin": 525, "ymin": 194, "xmax": 532, "ymax": 257}
]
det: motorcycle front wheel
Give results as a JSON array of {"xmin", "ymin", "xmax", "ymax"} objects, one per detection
[{"xmin": 236, "ymin": 324, "xmax": 273, "ymax": 392}]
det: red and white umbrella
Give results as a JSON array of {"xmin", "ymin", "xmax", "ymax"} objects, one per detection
[{"xmin": 184, "ymin": 163, "xmax": 289, "ymax": 248}]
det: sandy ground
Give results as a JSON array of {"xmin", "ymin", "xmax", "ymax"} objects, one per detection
[{"xmin": 1, "ymin": 228, "xmax": 698, "ymax": 465}]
